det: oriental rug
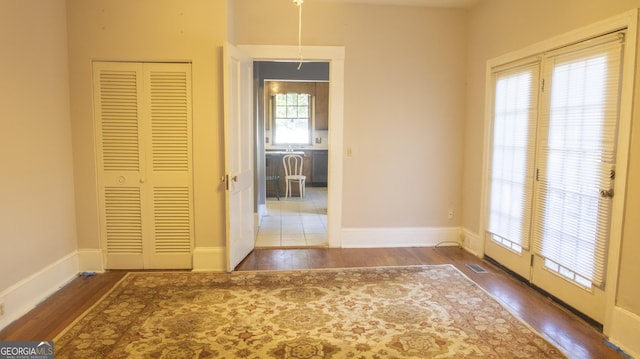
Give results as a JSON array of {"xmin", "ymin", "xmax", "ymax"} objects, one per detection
[{"xmin": 54, "ymin": 265, "xmax": 566, "ymax": 358}]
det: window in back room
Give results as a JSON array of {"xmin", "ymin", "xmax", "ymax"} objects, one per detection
[{"xmin": 272, "ymin": 92, "xmax": 311, "ymax": 145}]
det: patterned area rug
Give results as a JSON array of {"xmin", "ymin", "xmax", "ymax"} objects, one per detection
[{"xmin": 54, "ymin": 265, "xmax": 566, "ymax": 358}]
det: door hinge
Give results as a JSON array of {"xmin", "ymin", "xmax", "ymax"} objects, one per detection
[
  {"xmin": 536, "ymin": 168, "xmax": 540, "ymax": 181},
  {"xmin": 530, "ymin": 254, "xmax": 535, "ymax": 267},
  {"xmin": 541, "ymin": 78, "xmax": 545, "ymax": 92}
]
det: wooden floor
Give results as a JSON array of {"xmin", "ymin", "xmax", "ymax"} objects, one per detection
[{"xmin": 0, "ymin": 247, "xmax": 626, "ymax": 358}]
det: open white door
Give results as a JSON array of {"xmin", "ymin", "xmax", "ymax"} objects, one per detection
[{"xmin": 224, "ymin": 43, "xmax": 255, "ymax": 272}]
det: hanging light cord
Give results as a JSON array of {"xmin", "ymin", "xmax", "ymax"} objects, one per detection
[{"xmin": 293, "ymin": 0, "xmax": 304, "ymax": 70}]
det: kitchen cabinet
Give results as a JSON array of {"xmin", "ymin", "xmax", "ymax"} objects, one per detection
[
  {"xmin": 315, "ymin": 82, "xmax": 329, "ymax": 130},
  {"xmin": 264, "ymin": 81, "xmax": 329, "ymax": 132},
  {"xmin": 312, "ymin": 150, "xmax": 328, "ymax": 186},
  {"xmin": 265, "ymin": 150, "xmax": 325, "ymax": 197}
]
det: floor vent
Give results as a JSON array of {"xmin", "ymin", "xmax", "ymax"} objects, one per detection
[{"xmin": 466, "ymin": 263, "xmax": 489, "ymax": 274}]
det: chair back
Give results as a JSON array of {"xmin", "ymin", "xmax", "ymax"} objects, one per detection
[{"xmin": 283, "ymin": 154, "xmax": 304, "ymax": 177}]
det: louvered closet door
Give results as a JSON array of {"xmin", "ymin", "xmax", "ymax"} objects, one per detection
[
  {"xmin": 142, "ymin": 63, "xmax": 193, "ymax": 268},
  {"xmin": 93, "ymin": 62, "xmax": 193, "ymax": 269}
]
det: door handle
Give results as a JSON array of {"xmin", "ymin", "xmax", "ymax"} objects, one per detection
[
  {"xmin": 224, "ymin": 174, "xmax": 239, "ymax": 191},
  {"xmin": 600, "ymin": 189, "xmax": 614, "ymax": 198}
]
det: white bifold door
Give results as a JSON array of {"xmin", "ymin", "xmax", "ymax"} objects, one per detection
[
  {"xmin": 93, "ymin": 62, "xmax": 194, "ymax": 269},
  {"xmin": 484, "ymin": 32, "xmax": 626, "ymax": 323}
]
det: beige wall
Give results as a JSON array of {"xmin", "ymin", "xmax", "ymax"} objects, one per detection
[
  {"xmin": 233, "ymin": 1, "xmax": 467, "ymax": 228},
  {"xmin": 464, "ymin": 0, "xmax": 640, "ymax": 315},
  {"xmin": 0, "ymin": 0, "xmax": 77, "ymax": 291},
  {"xmin": 67, "ymin": 0, "xmax": 228, "ymax": 255}
]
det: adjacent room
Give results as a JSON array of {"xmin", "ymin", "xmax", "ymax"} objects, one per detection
[
  {"xmin": 255, "ymin": 61, "xmax": 330, "ymax": 248},
  {"xmin": 1, "ymin": 0, "xmax": 640, "ymax": 357}
]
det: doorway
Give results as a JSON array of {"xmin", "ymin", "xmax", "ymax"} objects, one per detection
[
  {"xmin": 254, "ymin": 62, "xmax": 329, "ymax": 247},
  {"xmin": 236, "ymin": 44, "xmax": 345, "ymax": 251}
]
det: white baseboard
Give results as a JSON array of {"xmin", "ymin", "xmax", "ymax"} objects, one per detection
[
  {"xmin": 606, "ymin": 306, "xmax": 640, "ymax": 358},
  {"xmin": 340, "ymin": 227, "xmax": 462, "ymax": 248},
  {"xmin": 461, "ymin": 228, "xmax": 483, "ymax": 257},
  {"xmin": 75, "ymin": 247, "xmax": 226, "ymax": 272},
  {"xmin": 192, "ymin": 247, "xmax": 226, "ymax": 272},
  {"xmin": 77, "ymin": 249, "xmax": 104, "ymax": 273},
  {"xmin": 76, "ymin": 247, "xmax": 225, "ymax": 272},
  {"xmin": 258, "ymin": 204, "xmax": 268, "ymax": 219},
  {"xmin": 0, "ymin": 251, "xmax": 80, "ymax": 331}
]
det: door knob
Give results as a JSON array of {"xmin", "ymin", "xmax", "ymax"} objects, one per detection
[
  {"xmin": 223, "ymin": 174, "xmax": 238, "ymax": 191},
  {"xmin": 600, "ymin": 189, "xmax": 614, "ymax": 198}
]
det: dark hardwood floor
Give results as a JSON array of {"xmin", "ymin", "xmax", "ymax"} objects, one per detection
[{"xmin": 0, "ymin": 247, "xmax": 626, "ymax": 358}]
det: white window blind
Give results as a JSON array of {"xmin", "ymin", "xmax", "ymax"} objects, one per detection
[
  {"xmin": 533, "ymin": 33, "xmax": 624, "ymax": 288},
  {"xmin": 487, "ymin": 61, "xmax": 540, "ymax": 253}
]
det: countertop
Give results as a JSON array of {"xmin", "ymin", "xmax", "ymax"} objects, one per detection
[
  {"xmin": 265, "ymin": 148, "xmax": 328, "ymax": 152},
  {"xmin": 265, "ymin": 151, "xmax": 305, "ymax": 155}
]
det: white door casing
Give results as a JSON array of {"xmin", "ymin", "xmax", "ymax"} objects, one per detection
[{"xmin": 239, "ymin": 45, "xmax": 345, "ymax": 248}]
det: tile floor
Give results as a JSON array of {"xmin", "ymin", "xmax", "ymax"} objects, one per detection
[{"xmin": 255, "ymin": 187, "xmax": 328, "ymax": 247}]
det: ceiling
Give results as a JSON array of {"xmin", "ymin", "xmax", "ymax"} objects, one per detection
[{"xmin": 311, "ymin": 0, "xmax": 481, "ymax": 8}]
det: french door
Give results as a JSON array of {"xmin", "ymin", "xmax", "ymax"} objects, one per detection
[{"xmin": 485, "ymin": 32, "xmax": 625, "ymax": 323}]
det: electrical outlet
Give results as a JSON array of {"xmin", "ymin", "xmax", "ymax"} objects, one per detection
[{"xmin": 448, "ymin": 209, "xmax": 454, "ymax": 220}]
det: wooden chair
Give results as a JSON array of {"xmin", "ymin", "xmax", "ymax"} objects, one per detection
[{"xmin": 265, "ymin": 155, "xmax": 281, "ymax": 200}]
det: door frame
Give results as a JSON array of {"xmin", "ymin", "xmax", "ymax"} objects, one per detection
[
  {"xmin": 478, "ymin": 9, "xmax": 637, "ymax": 333},
  {"xmin": 239, "ymin": 45, "xmax": 345, "ymax": 248}
]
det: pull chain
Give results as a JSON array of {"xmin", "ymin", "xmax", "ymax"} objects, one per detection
[{"xmin": 293, "ymin": 0, "xmax": 304, "ymax": 70}]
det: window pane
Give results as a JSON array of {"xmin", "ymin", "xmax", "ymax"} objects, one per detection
[
  {"xmin": 487, "ymin": 64, "xmax": 539, "ymax": 251},
  {"xmin": 537, "ymin": 58, "xmax": 606, "ymax": 283},
  {"xmin": 273, "ymin": 93, "xmax": 311, "ymax": 145},
  {"xmin": 298, "ymin": 94, "xmax": 309, "ymax": 106},
  {"xmin": 533, "ymin": 36, "xmax": 623, "ymax": 288},
  {"xmin": 287, "ymin": 105, "xmax": 298, "ymax": 118},
  {"xmin": 298, "ymin": 105, "xmax": 309, "ymax": 118},
  {"xmin": 274, "ymin": 118, "xmax": 309, "ymax": 143}
]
